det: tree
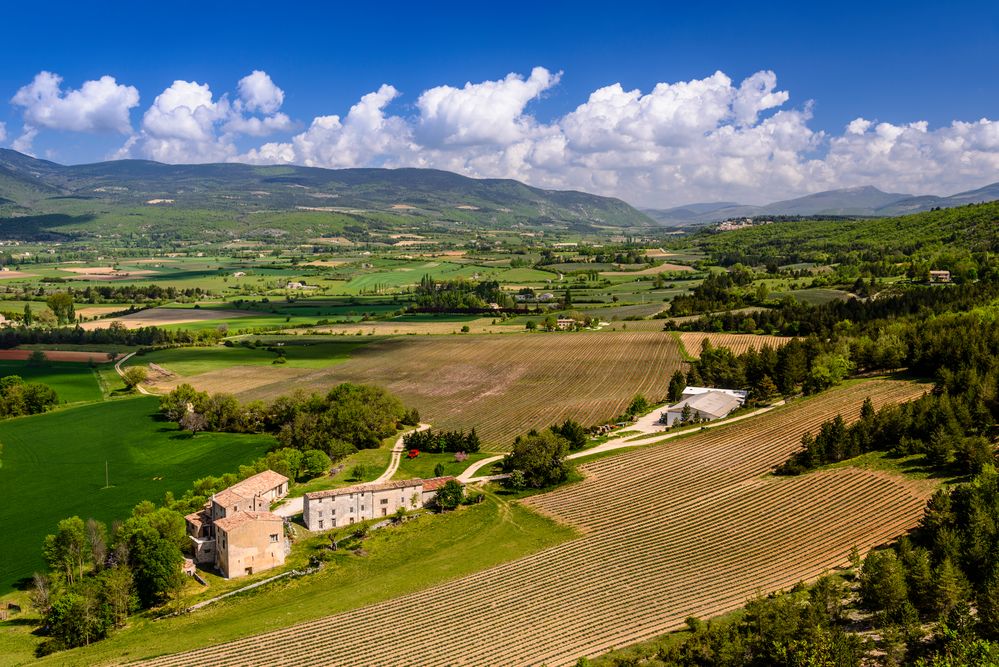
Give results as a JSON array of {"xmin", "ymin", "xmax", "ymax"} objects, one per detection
[
  {"xmin": 860, "ymin": 550, "xmax": 911, "ymax": 625},
  {"xmin": 753, "ymin": 375, "xmax": 778, "ymax": 405},
  {"xmin": 100, "ymin": 565, "xmax": 136, "ymax": 628},
  {"xmin": 551, "ymin": 419, "xmax": 587, "ymax": 450},
  {"xmin": 85, "ymin": 518, "xmax": 108, "ymax": 572},
  {"xmin": 525, "ymin": 320, "xmax": 537, "ymax": 331},
  {"xmin": 121, "ymin": 366, "xmax": 148, "ymax": 391},
  {"xmin": 27, "ymin": 348, "xmax": 47, "ymax": 365},
  {"xmin": 159, "ymin": 383, "xmax": 205, "ymax": 422},
  {"xmin": 46, "ymin": 590, "xmax": 110, "ymax": 647},
  {"xmin": 502, "ymin": 430, "xmax": 569, "ymax": 488},
  {"xmin": 179, "ymin": 411, "xmax": 207, "ymax": 435},
  {"xmin": 126, "ymin": 525, "xmax": 183, "ymax": 608},
  {"xmin": 932, "ymin": 557, "xmax": 966, "ymax": 621},
  {"xmin": 433, "ymin": 462, "xmax": 445, "ymax": 477},
  {"xmin": 667, "ymin": 370, "xmax": 686, "ymax": 403},
  {"xmin": 627, "ymin": 394, "xmax": 650, "ymax": 417},
  {"xmin": 46, "ymin": 292, "xmax": 76, "ymax": 325},
  {"xmin": 433, "ymin": 480, "xmax": 464, "ymax": 510},
  {"xmin": 22, "ymin": 302, "xmax": 32, "ymax": 326},
  {"xmin": 43, "ymin": 516, "xmax": 87, "ymax": 584},
  {"xmin": 28, "ymin": 572, "xmax": 52, "ymax": 616},
  {"xmin": 301, "ymin": 449, "xmax": 331, "ymax": 479}
]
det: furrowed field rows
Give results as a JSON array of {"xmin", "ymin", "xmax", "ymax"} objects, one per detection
[
  {"xmin": 140, "ymin": 379, "xmax": 931, "ymax": 667},
  {"xmin": 677, "ymin": 331, "xmax": 794, "ymax": 358},
  {"xmin": 231, "ymin": 332, "xmax": 688, "ymax": 446}
]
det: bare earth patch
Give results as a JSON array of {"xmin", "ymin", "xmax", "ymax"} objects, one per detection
[
  {"xmin": 600, "ymin": 262, "xmax": 695, "ymax": 276},
  {"xmin": 61, "ymin": 266, "xmax": 157, "ymax": 280},
  {"xmin": 0, "ymin": 270, "xmax": 36, "ymax": 279},
  {"xmin": 79, "ymin": 307, "xmax": 258, "ymax": 330}
]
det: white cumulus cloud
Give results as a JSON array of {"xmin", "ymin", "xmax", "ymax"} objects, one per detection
[
  {"xmin": 10, "ymin": 71, "xmax": 139, "ymax": 153},
  {"xmin": 120, "ymin": 71, "xmax": 294, "ymax": 162},
  {"xmin": 13, "ymin": 66, "xmax": 999, "ymax": 207},
  {"xmin": 229, "ymin": 67, "xmax": 999, "ymax": 206}
]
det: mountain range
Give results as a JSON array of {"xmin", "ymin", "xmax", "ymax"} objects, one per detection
[
  {"xmin": 643, "ymin": 183, "xmax": 999, "ymax": 225},
  {"xmin": 0, "ymin": 149, "xmax": 652, "ymax": 239}
]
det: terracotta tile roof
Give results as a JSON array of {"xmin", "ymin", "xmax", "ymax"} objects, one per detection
[
  {"xmin": 421, "ymin": 476, "xmax": 458, "ymax": 492},
  {"xmin": 212, "ymin": 487, "xmax": 253, "ymax": 508},
  {"xmin": 185, "ymin": 510, "xmax": 209, "ymax": 529},
  {"xmin": 214, "ymin": 510, "xmax": 283, "ymax": 532},
  {"xmin": 305, "ymin": 478, "xmax": 424, "ymax": 500},
  {"xmin": 229, "ymin": 470, "xmax": 288, "ymax": 498}
]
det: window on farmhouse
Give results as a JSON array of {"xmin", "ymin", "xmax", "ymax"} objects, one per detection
[
  {"xmin": 318, "ymin": 520, "xmax": 324, "ymax": 529},
  {"xmin": 269, "ymin": 533, "xmax": 279, "ymax": 543},
  {"xmin": 380, "ymin": 498, "xmax": 388, "ymax": 505}
]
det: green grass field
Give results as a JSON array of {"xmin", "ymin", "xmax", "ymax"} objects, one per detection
[
  {"xmin": 0, "ymin": 396, "xmax": 276, "ymax": 591},
  {"xmin": 11, "ymin": 489, "xmax": 576, "ymax": 666},
  {"xmin": 393, "ymin": 451, "xmax": 494, "ymax": 480},
  {"xmin": 0, "ymin": 360, "xmax": 103, "ymax": 404}
]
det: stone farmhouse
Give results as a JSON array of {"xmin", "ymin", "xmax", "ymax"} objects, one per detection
[
  {"xmin": 303, "ymin": 476, "xmax": 456, "ymax": 532},
  {"xmin": 662, "ymin": 386, "xmax": 748, "ymax": 426},
  {"xmin": 185, "ymin": 470, "xmax": 290, "ymax": 579}
]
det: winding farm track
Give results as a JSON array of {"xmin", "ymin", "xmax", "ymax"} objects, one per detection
[{"xmin": 138, "ymin": 378, "xmax": 931, "ymax": 667}]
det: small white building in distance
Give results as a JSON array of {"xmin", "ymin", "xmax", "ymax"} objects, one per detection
[
  {"xmin": 662, "ymin": 386, "xmax": 748, "ymax": 426},
  {"xmin": 303, "ymin": 477, "xmax": 457, "ymax": 531}
]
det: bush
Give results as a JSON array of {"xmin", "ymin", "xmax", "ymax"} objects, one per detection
[{"xmin": 502, "ymin": 430, "xmax": 570, "ymax": 488}]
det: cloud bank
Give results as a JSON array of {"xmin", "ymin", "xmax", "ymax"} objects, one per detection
[{"xmin": 7, "ymin": 68, "xmax": 999, "ymax": 207}]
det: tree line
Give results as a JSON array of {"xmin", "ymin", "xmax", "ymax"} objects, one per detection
[
  {"xmin": 0, "ymin": 375, "xmax": 58, "ymax": 418},
  {"xmin": 160, "ymin": 382, "xmax": 419, "ymax": 462},
  {"xmin": 403, "ymin": 428, "xmax": 481, "ymax": 454}
]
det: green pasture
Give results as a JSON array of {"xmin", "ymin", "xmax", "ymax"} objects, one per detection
[
  {"xmin": 392, "ymin": 451, "xmax": 494, "ymax": 480},
  {"xmin": 0, "ymin": 360, "xmax": 103, "ymax": 404},
  {"xmin": 0, "ymin": 396, "xmax": 276, "ymax": 591}
]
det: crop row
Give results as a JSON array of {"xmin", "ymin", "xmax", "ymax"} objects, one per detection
[
  {"xmin": 142, "ymin": 379, "xmax": 929, "ymax": 667},
  {"xmin": 273, "ymin": 332, "xmax": 689, "ymax": 446},
  {"xmin": 677, "ymin": 331, "xmax": 794, "ymax": 359}
]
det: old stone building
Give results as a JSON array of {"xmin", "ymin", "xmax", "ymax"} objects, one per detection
[
  {"xmin": 214, "ymin": 511, "xmax": 286, "ymax": 578},
  {"xmin": 303, "ymin": 477, "xmax": 457, "ymax": 531},
  {"xmin": 185, "ymin": 469, "xmax": 290, "ymax": 578}
]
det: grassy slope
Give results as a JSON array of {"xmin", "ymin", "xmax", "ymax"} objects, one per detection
[
  {"xmin": 0, "ymin": 360, "xmax": 103, "ymax": 404},
  {"xmin": 0, "ymin": 397, "xmax": 275, "ymax": 591},
  {"xmin": 17, "ymin": 490, "xmax": 577, "ymax": 666}
]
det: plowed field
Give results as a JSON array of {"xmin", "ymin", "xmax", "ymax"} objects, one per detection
[{"xmin": 140, "ymin": 379, "xmax": 931, "ymax": 667}]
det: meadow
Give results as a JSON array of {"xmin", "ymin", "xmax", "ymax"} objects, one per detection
[
  {"xmin": 0, "ymin": 397, "xmax": 275, "ymax": 591},
  {"xmin": 0, "ymin": 359, "xmax": 103, "ymax": 403}
]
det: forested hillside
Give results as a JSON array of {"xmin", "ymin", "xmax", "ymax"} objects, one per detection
[
  {"xmin": 688, "ymin": 202, "xmax": 999, "ymax": 267},
  {"xmin": 0, "ymin": 149, "xmax": 653, "ymax": 240}
]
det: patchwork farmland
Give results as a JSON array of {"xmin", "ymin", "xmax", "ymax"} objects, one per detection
[{"xmin": 139, "ymin": 378, "xmax": 930, "ymax": 667}]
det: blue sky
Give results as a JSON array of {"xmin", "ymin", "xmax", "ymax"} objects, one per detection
[{"xmin": 2, "ymin": 1, "xmax": 997, "ymax": 206}]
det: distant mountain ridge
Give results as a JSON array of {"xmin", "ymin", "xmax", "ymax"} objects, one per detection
[
  {"xmin": 0, "ymin": 149, "xmax": 654, "ymax": 237},
  {"xmin": 644, "ymin": 183, "xmax": 999, "ymax": 225}
]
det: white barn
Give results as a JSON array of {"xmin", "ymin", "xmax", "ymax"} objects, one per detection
[{"xmin": 662, "ymin": 387, "xmax": 747, "ymax": 426}]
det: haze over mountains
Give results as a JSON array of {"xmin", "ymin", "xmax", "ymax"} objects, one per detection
[{"xmin": 643, "ymin": 183, "xmax": 999, "ymax": 225}]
